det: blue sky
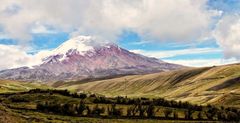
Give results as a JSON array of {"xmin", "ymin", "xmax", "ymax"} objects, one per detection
[{"xmin": 0, "ymin": 0, "xmax": 240, "ymax": 69}]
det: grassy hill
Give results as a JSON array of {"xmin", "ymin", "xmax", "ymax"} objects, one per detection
[
  {"xmin": 0, "ymin": 80, "xmax": 50, "ymax": 93},
  {"xmin": 55, "ymin": 63, "xmax": 240, "ymax": 107},
  {"xmin": 1, "ymin": 63, "xmax": 240, "ymax": 122},
  {"xmin": 1, "ymin": 63, "xmax": 240, "ymax": 107}
]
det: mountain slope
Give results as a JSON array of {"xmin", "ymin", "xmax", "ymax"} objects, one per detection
[
  {"xmin": 56, "ymin": 63, "xmax": 240, "ymax": 106},
  {"xmin": 0, "ymin": 36, "xmax": 184, "ymax": 82}
]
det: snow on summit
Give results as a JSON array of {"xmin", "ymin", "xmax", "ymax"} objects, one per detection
[
  {"xmin": 52, "ymin": 36, "xmax": 111, "ymax": 56},
  {"xmin": 41, "ymin": 36, "xmax": 113, "ymax": 62}
]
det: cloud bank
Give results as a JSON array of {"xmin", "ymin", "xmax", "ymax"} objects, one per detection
[
  {"xmin": 0, "ymin": 0, "xmax": 240, "ymax": 69},
  {"xmin": 0, "ymin": 0, "xmax": 216, "ymax": 44}
]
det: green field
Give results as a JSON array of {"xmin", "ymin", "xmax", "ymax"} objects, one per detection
[{"xmin": 0, "ymin": 89, "xmax": 238, "ymax": 123}]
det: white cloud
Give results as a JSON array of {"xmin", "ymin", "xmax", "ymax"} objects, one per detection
[
  {"xmin": 213, "ymin": 14, "xmax": 240, "ymax": 59},
  {"xmin": 130, "ymin": 48, "xmax": 221, "ymax": 59},
  {"xmin": 0, "ymin": 44, "xmax": 53, "ymax": 70},
  {"xmin": 0, "ymin": 0, "xmax": 218, "ymax": 45},
  {"xmin": 31, "ymin": 23, "xmax": 57, "ymax": 34},
  {"xmin": 165, "ymin": 58, "xmax": 239, "ymax": 67},
  {"xmin": 134, "ymin": 0, "xmax": 218, "ymax": 42},
  {"xmin": 0, "ymin": 45, "xmax": 34, "ymax": 70}
]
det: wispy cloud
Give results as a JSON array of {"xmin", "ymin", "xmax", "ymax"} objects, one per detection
[
  {"xmin": 165, "ymin": 58, "xmax": 239, "ymax": 67},
  {"xmin": 130, "ymin": 47, "xmax": 221, "ymax": 59}
]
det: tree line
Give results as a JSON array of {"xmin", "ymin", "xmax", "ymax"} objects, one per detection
[{"xmin": 31, "ymin": 89, "xmax": 240, "ymax": 121}]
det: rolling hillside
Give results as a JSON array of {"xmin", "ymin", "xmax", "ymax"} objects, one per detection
[
  {"xmin": 0, "ymin": 80, "xmax": 50, "ymax": 93},
  {"xmin": 55, "ymin": 63, "xmax": 240, "ymax": 107}
]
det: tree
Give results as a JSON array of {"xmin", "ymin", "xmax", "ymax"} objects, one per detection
[
  {"xmin": 173, "ymin": 111, "xmax": 178, "ymax": 119},
  {"xmin": 76, "ymin": 101, "xmax": 86, "ymax": 116},
  {"xmin": 72, "ymin": 93, "xmax": 79, "ymax": 98},
  {"xmin": 91, "ymin": 104, "xmax": 105, "ymax": 116},
  {"xmin": 86, "ymin": 106, "xmax": 92, "ymax": 116},
  {"xmin": 163, "ymin": 109, "xmax": 172, "ymax": 119},
  {"xmin": 137, "ymin": 103, "xmax": 147, "ymax": 118},
  {"xmin": 63, "ymin": 103, "xmax": 76, "ymax": 115},
  {"xmin": 204, "ymin": 106, "xmax": 218, "ymax": 120},
  {"xmin": 184, "ymin": 109, "xmax": 195, "ymax": 120},
  {"xmin": 217, "ymin": 110, "xmax": 227, "ymax": 121},
  {"xmin": 146, "ymin": 103, "xmax": 156, "ymax": 118},
  {"xmin": 227, "ymin": 111, "xmax": 238, "ymax": 121},
  {"xmin": 79, "ymin": 93, "xmax": 87, "ymax": 99},
  {"xmin": 107, "ymin": 104, "xmax": 122, "ymax": 117},
  {"xmin": 127, "ymin": 105, "xmax": 138, "ymax": 117},
  {"xmin": 197, "ymin": 111, "xmax": 204, "ymax": 120}
]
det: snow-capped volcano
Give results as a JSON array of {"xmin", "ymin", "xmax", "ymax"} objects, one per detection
[
  {"xmin": 0, "ymin": 36, "xmax": 184, "ymax": 82},
  {"xmin": 42, "ymin": 36, "xmax": 113, "ymax": 63}
]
